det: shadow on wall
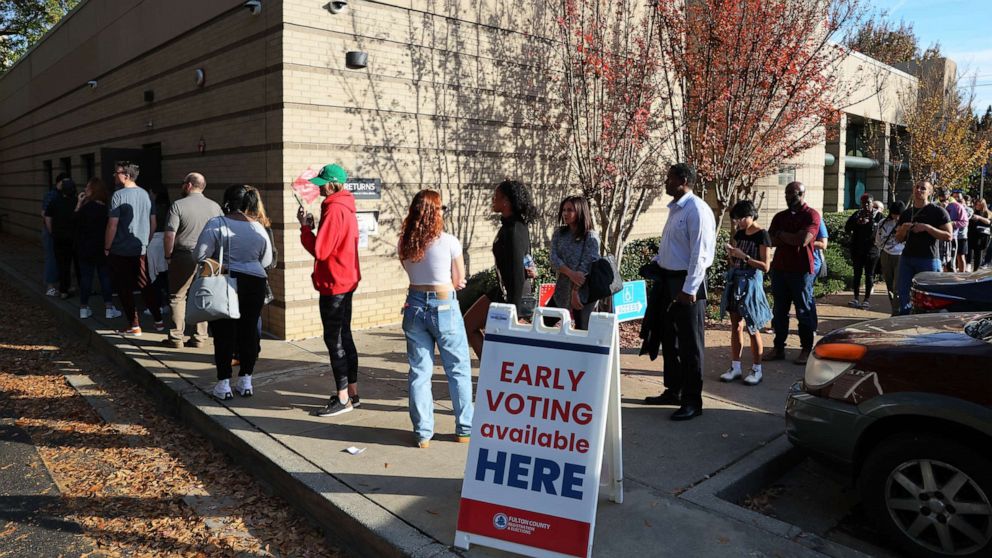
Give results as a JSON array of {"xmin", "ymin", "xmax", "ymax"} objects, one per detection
[{"xmin": 337, "ymin": 1, "xmax": 566, "ymax": 274}]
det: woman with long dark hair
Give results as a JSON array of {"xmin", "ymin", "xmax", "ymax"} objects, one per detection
[
  {"xmin": 398, "ymin": 190, "xmax": 473, "ymax": 448},
  {"xmin": 547, "ymin": 195, "xmax": 600, "ymax": 330},
  {"xmin": 195, "ymin": 185, "xmax": 273, "ymax": 400},
  {"xmin": 74, "ymin": 178, "xmax": 121, "ymax": 319},
  {"xmin": 463, "ymin": 179, "xmax": 536, "ymax": 357}
]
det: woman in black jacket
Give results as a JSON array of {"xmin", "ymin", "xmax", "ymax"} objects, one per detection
[
  {"xmin": 463, "ymin": 180, "xmax": 536, "ymax": 357},
  {"xmin": 845, "ymin": 193, "xmax": 884, "ymax": 309}
]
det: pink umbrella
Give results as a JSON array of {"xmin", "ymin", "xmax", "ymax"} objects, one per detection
[{"xmin": 292, "ymin": 166, "xmax": 321, "ymax": 204}]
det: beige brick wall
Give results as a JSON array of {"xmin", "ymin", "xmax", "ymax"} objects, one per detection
[{"xmin": 1, "ymin": 0, "xmax": 921, "ymax": 339}]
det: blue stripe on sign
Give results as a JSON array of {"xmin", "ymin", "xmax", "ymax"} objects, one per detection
[{"xmin": 484, "ymin": 333, "xmax": 611, "ymax": 354}]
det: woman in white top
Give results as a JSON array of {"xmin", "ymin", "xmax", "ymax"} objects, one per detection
[
  {"xmin": 397, "ymin": 190, "xmax": 473, "ymax": 449},
  {"xmin": 195, "ymin": 184, "xmax": 273, "ymax": 400}
]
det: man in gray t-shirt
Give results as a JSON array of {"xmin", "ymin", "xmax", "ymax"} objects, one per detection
[
  {"xmin": 163, "ymin": 172, "xmax": 223, "ymax": 347},
  {"xmin": 104, "ymin": 161, "xmax": 162, "ymax": 334}
]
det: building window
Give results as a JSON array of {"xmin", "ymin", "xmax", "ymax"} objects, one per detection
[
  {"xmin": 60, "ymin": 157, "xmax": 72, "ymax": 179},
  {"xmin": 81, "ymin": 153, "xmax": 95, "ymax": 180},
  {"xmin": 43, "ymin": 160, "xmax": 53, "ymax": 187},
  {"xmin": 778, "ymin": 168, "xmax": 796, "ymax": 187}
]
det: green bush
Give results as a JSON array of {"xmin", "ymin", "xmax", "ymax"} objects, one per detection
[{"xmin": 819, "ymin": 210, "xmax": 857, "ymax": 296}]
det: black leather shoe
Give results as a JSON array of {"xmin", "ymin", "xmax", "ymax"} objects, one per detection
[
  {"xmin": 764, "ymin": 349, "xmax": 786, "ymax": 361},
  {"xmin": 670, "ymin": 404, "xmax": 703, "ymax": 421},
  {"xmin": 643, "ymin": 390, "xmax": 681, "ymax": 406}
]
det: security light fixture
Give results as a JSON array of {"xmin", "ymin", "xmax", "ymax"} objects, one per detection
[
  {"xmin": 244, "ymin": 0, "xmax": 261, "ymax": 15},
  {"xmin": 86, "ymin": 80, "xmax": 98, "ymax": 89},
  {"xmin": 346, "ymin": 51, "xmax": 368, "ymax": 69},
  {"xmin": 194, "ymin": 68, "xmax": 205, "ymax": 87},
  {"xmin": 327, "ymin": 0, "xmax": 348, "ymax": 14}
]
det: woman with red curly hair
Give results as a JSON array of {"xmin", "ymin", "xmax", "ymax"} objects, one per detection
[{"xmin": 398, "ymin": 190, "xmax": 473, "ymax": 448}]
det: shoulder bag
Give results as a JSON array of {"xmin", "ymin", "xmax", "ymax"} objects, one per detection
[{"xmin": 186, "ymin": 217, "xmax": 241, "ymax": 323}]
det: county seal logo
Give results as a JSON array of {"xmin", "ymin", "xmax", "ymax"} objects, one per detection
[{"xmin": 492, "ymin": 513, "xmax": 509, "ymax": 530}]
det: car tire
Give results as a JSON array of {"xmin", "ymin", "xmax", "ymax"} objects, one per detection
[{"xmin": 859, "ymin": 432, "xmax": 992, "ymax": 558}]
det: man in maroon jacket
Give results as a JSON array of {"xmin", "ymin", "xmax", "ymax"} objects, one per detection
[
  {"xmin": 766, "ymin": 181, "xmax": 821, "ymax": 365},
  {"xmin": 298, "ymin": 163, "xmax": 363, "ymax": 417}
]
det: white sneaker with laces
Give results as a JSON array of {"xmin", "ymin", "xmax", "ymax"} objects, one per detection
[
  {"xmin": 79, "ymin": 307, "xmax": 93, "ymax": 319},
  {"xmin": 743, "ymin": 368, "xmax": 763, "ymax": 385},
  {"xmin": 105, "ymin": 307, "xmax": 122, "ymax": 319},
  {"xmin": 236, "ymin": 376, "xmax": 253, "ymax": 397},
  {"xmin": 720, "ymin": 367, "xmax": 742, "ymax": 382},
  {"xmin": 212, "ymin": 379, "xmax": 233, "ymax": 401}
]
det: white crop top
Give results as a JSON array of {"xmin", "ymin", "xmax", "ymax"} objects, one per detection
[{"xmin": 401, "ymin": 232, "xmax": 462, "ymax": 285}]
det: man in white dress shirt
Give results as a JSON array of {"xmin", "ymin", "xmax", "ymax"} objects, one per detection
[{"xmin": 642, "ymin": 163, "xmax": 716, "ymax": 421}]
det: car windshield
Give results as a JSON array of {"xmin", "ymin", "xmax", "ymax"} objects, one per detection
[{"xmin": 964, "ymin": 315, "xmax": 992, "ymax": 341}]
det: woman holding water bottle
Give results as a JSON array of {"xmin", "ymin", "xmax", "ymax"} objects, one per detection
[{"xmin": 463, "ymin": 179, "xmax": 536, "ymax": 358}]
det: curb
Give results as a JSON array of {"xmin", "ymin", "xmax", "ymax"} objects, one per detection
[
  {"xmin": 1, "ymin": 260, "xmax": 456, "ymax": 558},
  {"xmin": 680, "ymin": 436, "xmax": 872, "ymax": 558}
]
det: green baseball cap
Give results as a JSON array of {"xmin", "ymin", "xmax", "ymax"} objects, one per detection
[{"xmin": 309, "ymin": 163, "xmax": 348, "ymax": 186}]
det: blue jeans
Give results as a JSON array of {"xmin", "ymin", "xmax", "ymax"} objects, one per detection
[
  {"xmin": 771, "ymin": 271, "xmax": 816, "ymax": 351},
  {"xmin": 897, "ymin": 256, "xmax": 941, "ymax": 315},
  {"xmin": 42, "ymin": 229, "xmax": 58, "ymax": 284},
  {"xmin": 402, "ymin": 290, "xmax": 474, "ymax": 442},
  {"xmin": 78, "ymin": 259, "xmax": 113, "ymax": 307}
]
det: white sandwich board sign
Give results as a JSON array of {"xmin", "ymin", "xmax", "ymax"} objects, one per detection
[{"xmin": 455, "ymin": 304, "xmax": 623, "ymax": 558}]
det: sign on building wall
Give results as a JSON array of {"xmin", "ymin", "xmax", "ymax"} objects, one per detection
[
  {"xmin": 344, "ymin": 178, "xmax": 381, "ymax": 200},
  {"xmin": 455, "ymin": 305, "xmax": 623, "ymax": 558}
]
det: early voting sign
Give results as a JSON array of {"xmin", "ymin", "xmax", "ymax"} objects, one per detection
[{"xmin": 455, "ymin": 304, "xmax": 622, "ymax": 558}]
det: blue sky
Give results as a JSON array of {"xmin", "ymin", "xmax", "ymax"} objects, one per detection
[{"xmin": 869, "ymin": 0, "xmax": 992, "ymax": 114}]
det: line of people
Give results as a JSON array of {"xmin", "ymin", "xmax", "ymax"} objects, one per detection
[{"xmin": 45, "ymin": 159, "xmax": 986, "ymax": 440}]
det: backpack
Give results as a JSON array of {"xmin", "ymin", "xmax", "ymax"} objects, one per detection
[{"xmin": 582, "ymin": 255, "xmax": 622, "ymax": 304}]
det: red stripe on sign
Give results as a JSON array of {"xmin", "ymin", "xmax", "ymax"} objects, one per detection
[{"xmin": 456, "ymin": 498, "xmax": 590, "ymax": 557}]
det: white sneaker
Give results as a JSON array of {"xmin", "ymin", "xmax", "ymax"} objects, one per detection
[
  {"xmin": 45, "ymin": 287, "xmax": 59, "ymax": 297},
  {"xmin": 212, "ymin": 379, "xmax": 233, "ymax": 401},
  {"xmin": 236, "ymin": 376, "xmax": 253, "ymax": 397},
  {"xmin": 105, "ymin": 307, "xmax": 122, "ymax": 319},
  {"xmin": 79, "ymin": 307, "xmax": 93, "ymax": 319},
  {"xmin": 720, "ymin": 367, "xmax": 742, "ymax": 382},
  {"xmin": 743, "ymin": 369, "xmax": 763, "ymax": 385}
]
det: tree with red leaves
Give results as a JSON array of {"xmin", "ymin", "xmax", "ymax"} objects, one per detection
[
  {"xmin": 656, "ymin": 0, "xmax": 871, "ymax": 228},
  {"xmin": 540, "ymin": 0, "xmax": 674, "ymax": 262}
]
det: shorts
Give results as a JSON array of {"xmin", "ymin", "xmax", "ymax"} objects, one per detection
[{"xmin": 957, "ymin": 238, "xmax": 969, "ymax": 256}]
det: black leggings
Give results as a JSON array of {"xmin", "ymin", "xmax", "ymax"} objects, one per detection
[
  {"xmin": 852, "ymin": 252, "xmax": 878, "ymax": 300},
  {"xmin": 213, "ymin": 273, "xmax": 267, "ymax": 380},
  {"xmin": 319, "ymin": 292, "xmax": 359, "ymax": 391}
]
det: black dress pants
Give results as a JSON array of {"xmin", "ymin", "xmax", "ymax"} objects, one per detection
[{"xmin": 657, "ymin": 270, "xmax": 706, "ymax": 407}]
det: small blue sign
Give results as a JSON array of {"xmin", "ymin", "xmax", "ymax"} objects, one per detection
[{"xmin": 612, "ymin": 280, "xmax": 647, "ymax": 323}]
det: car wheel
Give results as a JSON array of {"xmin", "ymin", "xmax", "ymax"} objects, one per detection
[{"xmin": 859, "ymin": 433, "xmax": 992, "ymax": 558}]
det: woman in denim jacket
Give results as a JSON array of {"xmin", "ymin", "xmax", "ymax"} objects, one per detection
[
  {"xmin": 719, "ymin": 200, "xmax": 772, "ymax": 385},
  {"xmin": 398, "ymin": 190, "xmax": 473, "ymax": 449}
]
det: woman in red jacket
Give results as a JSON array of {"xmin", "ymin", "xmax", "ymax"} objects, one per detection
[{"xmin": 298, "ymin": 164, "xmax": 362, "ymax": 417}]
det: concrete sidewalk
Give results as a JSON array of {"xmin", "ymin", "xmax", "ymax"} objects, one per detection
[{"xmin": 1, "ymin": 236, "xmax": 888, "ymax": 557}]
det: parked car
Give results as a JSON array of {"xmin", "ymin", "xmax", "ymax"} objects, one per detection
[
  {"xmin": 911, "ymin": 269, "xmax": 992, "ymax": 313},
  {"xmin": 786, "ymin": 312, "xmax": 992, "ymax": 558}
]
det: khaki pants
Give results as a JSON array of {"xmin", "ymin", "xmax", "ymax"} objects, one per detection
[
  {"xmin": 168, "ymin": 250, "xmax": 208, "ymax": 343},
  {"xmin": 879, "ymin": 251, "xmax": 901, "ymax": 317}
]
